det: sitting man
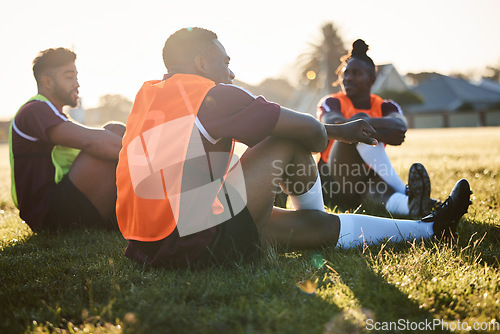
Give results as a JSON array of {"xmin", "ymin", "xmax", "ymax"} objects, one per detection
[
  {"xmin": 10, "ymin": 47, "xmax": 125, "ymax": 232},
  {"xmin": 116, "ymin": 28, "xmax": 471, "ymax": 268},
  {"xmin": 317, "ymin": 39, "xmax": 437, "ymax": 218}
]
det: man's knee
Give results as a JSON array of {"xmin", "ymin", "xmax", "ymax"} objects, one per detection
[
  {"xmin": 246, "ymin": 136, "xmax": 310, "ymax": 173},
  {"xmin": 265, "ymin": 137, "xmax": 314, "ymax": 165},
  {"xmin": 104, "ymin": 122, "xmax": 126, "ymax": 137}
]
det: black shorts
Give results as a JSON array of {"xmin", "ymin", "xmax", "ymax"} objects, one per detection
[
  {"xmin": 125, "ymin": 206, "xmax": 261, "ymax": 269},
  {"xmin": 319, "ymin": 159, "xmax": 380, "ymax": 210},
  {"xmin": 42, "ymin": 176, "xmax": 117, "ymax": 231},
  {"xmin": 198, "ymin": 206, "xmax": 261, "ymax": 266},
  {"xmin": 318, "ymin": 159, "xmax": 360, "ymax": 209}
]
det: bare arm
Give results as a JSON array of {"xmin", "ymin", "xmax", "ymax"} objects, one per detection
[
  {"xmin": 366, "ymin": 112, "xmax": 407, "ymax": 145},
  {"xmin": 320, "ymin": 110, "xmax": 377, "ymax": 145},
  {"xmin": 47, "ymin": 121, "xmax": 123, "ymax": 161},
  {"xmin": 272, "ymin": 107, "xmax": 328, "ymax": 153},
  {"xmin": 320, "ymin": 110, "xmax": 349, "ymax": 125},
  {"xmin": 325, "ymin": 119, "xmax": 378, "ymax": 145},
  {"xmin": 273, "ymin": 107, "xmax": 377, "ymax": 152},
  {"xmin": 322, "ymin": 110, "xmax": 406, "ymax": 146}
]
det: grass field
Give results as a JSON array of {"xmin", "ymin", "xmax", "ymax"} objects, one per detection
[{"xmin": 1, "ymin": 127, "xmax": 499, "ymax": 333}]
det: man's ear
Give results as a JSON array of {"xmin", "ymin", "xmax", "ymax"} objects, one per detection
[
  {"xmin": 194, "ymin": 55, "xmax": 207, "ymax": 74},
  {"xmin": 40, "ymin": 75, "xmax": 54, "ymax": 91}
]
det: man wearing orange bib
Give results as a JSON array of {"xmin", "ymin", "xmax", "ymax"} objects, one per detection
[
  {"xmin": 116, "ymin": 28, "xmax": 471, "ymax": 268},
  {"xmin": 317, "ymin": 39, "xmax": 438, "ymax": 218}
]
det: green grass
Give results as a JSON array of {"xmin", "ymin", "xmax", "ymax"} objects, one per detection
[{"xmin": 1, "ymin": 127, "xmax": 499, "ymax": 333}]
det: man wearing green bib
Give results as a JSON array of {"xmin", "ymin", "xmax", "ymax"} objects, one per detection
[{"xmin": 9, "ymin": 48, "xmax": 125, "ymax": 232}]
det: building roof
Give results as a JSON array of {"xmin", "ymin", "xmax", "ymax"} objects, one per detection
[
  {"xmin": 408, "ymin": 74, "xmax": 500, "ymax": 112},
  {"xmin": 371, "ymin": 64, "xmax": 409, "ymax": 94},
  {"xmin": 477, "ymin": 78, "xmax": 500, "ymax": 94}
]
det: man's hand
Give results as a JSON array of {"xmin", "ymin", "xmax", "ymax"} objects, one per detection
[
  {"xmin": 325, "ymin": 119, "xmax": 378, "ymax": 145},
  {"xmin": 367, "ymin": 113, "xmax": 407, "ymax": 146},
  {"xmin": 373, "ymin": 127, "xmax": 406, "ymax": 145}
]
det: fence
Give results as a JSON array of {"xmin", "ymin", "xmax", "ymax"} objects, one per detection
[{"xmin": 405, "ymin": 110, "xmax": 500, "ymax": 128}]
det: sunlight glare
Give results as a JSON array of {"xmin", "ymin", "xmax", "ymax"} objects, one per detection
[{"xmin": 306, "ymin": 70, "xmax": 316, "ymax": 81}]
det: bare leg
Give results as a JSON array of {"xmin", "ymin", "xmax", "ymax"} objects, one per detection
[
  {"xmin": 263, "ymin": 208, "xmax": 340, "ymax": 250},
  {"xmin": 68, "ymin": 123, "xmax": 125, "ymax": 219},
  {"xmin": 239, "ymin": 137, "xmax": 339, "ymax": 249},
  {"xmin": 237, "ymin": 137, "xmax": 438, "ymax": 250}
]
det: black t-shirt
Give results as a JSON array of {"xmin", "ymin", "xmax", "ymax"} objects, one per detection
[{"xmin": 11, "ymin": 98, "xmax": 69, "ymax": 228}]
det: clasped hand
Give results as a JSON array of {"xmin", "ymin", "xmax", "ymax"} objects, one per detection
[{"xmin": 335, "ymin": 119, "xmax": 378, "ymax": 145}]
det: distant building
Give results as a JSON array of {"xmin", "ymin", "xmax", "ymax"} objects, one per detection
[
  {"xmin": 406, "ymin": 74, "xmax": 500, "ymax": 128},
  {"xmin": 371, "ymin": 64, "xmax": 409, "ymax": 94},
  {"xmin": 476, "ymin": 78, "xmax": 500, "ymax": 95},
  {"xmin": 408, "ymin": 74, "xmax": 500, "ymax": 112}
]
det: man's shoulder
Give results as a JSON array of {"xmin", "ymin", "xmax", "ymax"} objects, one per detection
[
  {"xmin": 14, "ymin": 98, "xmax": 68, "ymax": 139},
  {"xmin": 201, "ymin": 84, "xmax": 259, "ymax": 113},
  {"xmin": 381, "ymin": 99, "xmax": 403, "ymax": 115},
  {"xmin": 208, "ymin": 83, "xmax": 257, "ymax": 99},
  {"xmin": 16, "ymin": 99, "xmax": 53, "ymax": 124},
  {"xmin": 18, "ymin": 99, "xmax": 50, "ymax": 113},
  {"xmin": 17, "ymin": 99, "xmax": 67, "ymax": 119},
  {"xmin": 318, "ymin": 95, "xmax": 341, "ymax": 112}
]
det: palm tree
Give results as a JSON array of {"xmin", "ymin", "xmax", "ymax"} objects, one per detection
[{"xmin": 297, "ymin": 22, "xmax": 347, "ymax": 94}]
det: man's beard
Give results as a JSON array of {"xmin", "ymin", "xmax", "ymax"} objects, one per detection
[{"xmin": 53, "ymin": 82, "xmax": 78, "ymax": 107}]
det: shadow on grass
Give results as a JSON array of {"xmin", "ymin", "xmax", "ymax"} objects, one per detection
[
  {"xmin": 327, "ymin": 251, "xmax": 450, "ymax": 333},
  {"xmin": 458, "ymin": 218, "xmax": 500, "ymax": 268},
  {"xmin": 319, "ymin": 215, "xmax": 499, "ymax": 334},
  {"xmin": 1, "ymin": 217, "xmax": 497, "ymax": 333},
  {"xmin": 0, "ymin": 228, "xmax": 128, "ymax": 333},
  {"xmin": 1, "ymin": 230, "xmax": 343, "ymax": 333}
]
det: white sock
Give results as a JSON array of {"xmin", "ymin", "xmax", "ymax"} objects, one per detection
[
  {"xmin": 289, "ymin": 174, "xmax": 325, "ymax": 212},
  {"xmin": 385, "ymin": 192, "xmax": 410, "ymax": 216},
  {"xmin": 356, "ymin": 142, "xmax": 407, "ymax": 194},
  {"xmin": 336, "ymin": 213, "xmax": 433, "ymax": 248}
]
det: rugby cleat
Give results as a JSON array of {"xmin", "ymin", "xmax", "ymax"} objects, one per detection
[
  {"xmin": 422, "ymin": 179, "xmax": 472, "ymax": 239},
  {"xmin": 407, "ymin": 163, "xmax": 432, "ymax": 218},
  {"xmin": 428, "ymin": 197, "xmax": 441, "ymax": 211}
]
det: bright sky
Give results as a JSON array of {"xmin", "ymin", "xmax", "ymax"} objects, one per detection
[{"xmin": 1, "ymin": 0, "xmax": 499, "ymax": 119}]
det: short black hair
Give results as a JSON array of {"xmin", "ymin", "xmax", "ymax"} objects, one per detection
[
  {"xmin": 162, "ymin": 27, "xmax": 218, "ymax": 71},
  {"xmin": 32, "ymin": 47, "xmax": 76, "ymax": 84}
]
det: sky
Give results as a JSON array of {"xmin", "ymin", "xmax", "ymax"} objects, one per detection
[{"xmin": 1, "ymin": 0, "xmax": 499, "ymax": 119}]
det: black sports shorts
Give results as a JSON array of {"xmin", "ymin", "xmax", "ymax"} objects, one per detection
[
  {"xmin": 41, "ymin": 175, "xmax": 117, "ymax": 231},
  {"xmin": 198, "ymin": 206, "xmax": 261, "ymax": 266},
  {"xmin": 125, "ymin": 205, "xmax": 261, "ymax": 269}
]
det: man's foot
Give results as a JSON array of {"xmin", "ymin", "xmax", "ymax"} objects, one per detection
[
  {"xmin": 407, "ymin": 163, "xmax": 431, "ymax": 218},
  {"xmin": 422, "ymin": 179, "xmax": 472, "ymax": 239}
]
